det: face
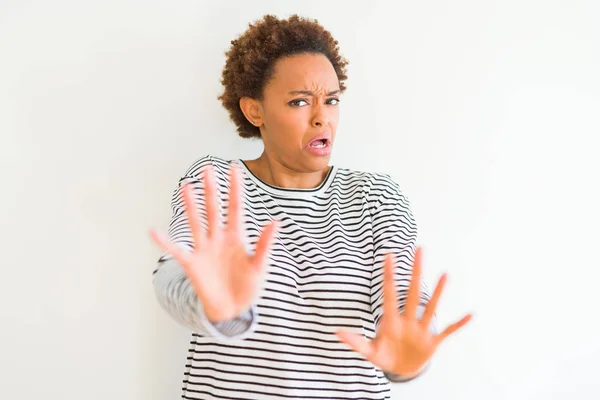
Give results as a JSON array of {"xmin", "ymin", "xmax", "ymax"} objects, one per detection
[{"xmin": 246, "ymin": 53, "xmax": 341, "ymax": 173}]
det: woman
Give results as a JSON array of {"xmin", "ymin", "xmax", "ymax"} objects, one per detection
[{"xmin": 150, "ymin": 14, "xmax": 471, "ymax": 399}]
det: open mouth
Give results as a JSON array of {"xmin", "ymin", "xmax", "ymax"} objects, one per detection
[{"xmin": 309, "ymin": 139, "xmax": 329, "ymax": 148}]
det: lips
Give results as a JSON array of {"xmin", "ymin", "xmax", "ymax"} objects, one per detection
[{"xmin": 306, "ymin": 133, "xmax": 332, "ymax": 156}]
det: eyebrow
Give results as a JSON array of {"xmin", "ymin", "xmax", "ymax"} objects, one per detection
[{"xmin": 288, "ymin": 90, "xmax": 341, "ymax": 96}]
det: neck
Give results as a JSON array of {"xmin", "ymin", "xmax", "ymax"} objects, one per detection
[{"xmin": 246, "ymin": 151, "xmax": 331, "ymax": 189}]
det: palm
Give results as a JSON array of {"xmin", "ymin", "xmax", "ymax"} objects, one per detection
[
  {"xmin": 336, "ymin": 248, "xmax": 472, "ymax": 377},
  {"xmin": 150, "ymin": 164, "xmax": 278, "ymax": 323}
]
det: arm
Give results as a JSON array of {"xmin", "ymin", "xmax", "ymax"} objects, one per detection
[
  {"xmin": 369, "ymin": 175, "xmax": 438, "ymax": 382},
  {"xmin": 151, "ymin": 155, "xmax": 258, "ymax": 339}
]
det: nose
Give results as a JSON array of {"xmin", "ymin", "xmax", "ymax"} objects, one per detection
[{"xmin": 311, "ymin": 103, "xmax": 330, "ymax": 128}]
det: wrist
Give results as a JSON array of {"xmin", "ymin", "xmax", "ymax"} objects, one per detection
[{"xmin": 385, "ymin": 361, "xmax": 429, "ymax": 383}]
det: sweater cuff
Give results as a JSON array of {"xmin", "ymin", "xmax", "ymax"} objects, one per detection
[
  {"xmin": 385, "ymin": 362, "xmax": 430, "ymax": 383},
  {"xmin": 197, "ymin": 302, "xmax": 258, "ymax": 340}
]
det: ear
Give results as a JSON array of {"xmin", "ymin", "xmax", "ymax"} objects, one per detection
[{"xmin": 239, "ymin": 96, "xmax": 263, "ymax": 127}]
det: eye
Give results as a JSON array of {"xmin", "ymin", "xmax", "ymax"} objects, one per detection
[
  {"xmin": 289, "ymin": 99, "xmax": 309, "ymax": 107},
  {"xmin": 327, "ymin": 97, "xmax": 340, "ymax": 105}
]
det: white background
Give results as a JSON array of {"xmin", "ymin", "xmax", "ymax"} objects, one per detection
[{"xmin": 1, "ymin": 1, "xmax": 599, "ymax": 399}]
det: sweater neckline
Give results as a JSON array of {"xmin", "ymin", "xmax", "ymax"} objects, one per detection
[{"xmin": 235, "ymin": 159, "xmax": 337, "ymax": 198}]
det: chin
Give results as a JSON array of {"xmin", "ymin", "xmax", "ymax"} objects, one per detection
[{"xmin": 303, "ymin": 154, "xmax": 332, "ymax": 171}]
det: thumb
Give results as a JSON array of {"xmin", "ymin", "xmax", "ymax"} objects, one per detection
[{"xmin": 336, "ymin": 330, "xmax": 375, "ymax": 360}]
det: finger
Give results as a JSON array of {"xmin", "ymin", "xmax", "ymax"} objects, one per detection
[
  {"xmin": 383, "ymin": 253, "xmax": 398, "ymax": 321},
  {"xmin": 203, "ymin": 166, "xmax": 220, "ymax": 238},
  {"xmin": 250, "ymin": 220, "xmax": 279, "ymax": 271},
  {"xmin": 149, "ymin": 228, "xmax": 191, "ymax": 268},
  {"xmin": 226, "ymin": 164, "xmax": 242, "ymax": 235},
  {"xmin": 335, "ymin": 330, "xmax": 375, "ymax": 361},
  {"xmin": 420, "ymin": 272, "xmax": 447, "ymax": 329},
  {"xmin": 436, "ymin": 313, "xmax": 473, "ymax": 344},
  {"xmin": 182, "ymin": 182, "xmax": 206, "ymax": 248},
  {"xmin": 404, "ymin": 247, "xmax": 423, "ymax": 320}
]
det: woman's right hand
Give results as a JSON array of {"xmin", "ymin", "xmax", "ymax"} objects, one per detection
[{"xmin": 150, "ymin": 164, "xmax": 279, "ymax": 323}]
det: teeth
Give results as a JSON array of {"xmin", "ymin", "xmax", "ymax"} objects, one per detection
[{"xmin": 311, "ymin": 140, "xmax": 327, "ymax": 148}]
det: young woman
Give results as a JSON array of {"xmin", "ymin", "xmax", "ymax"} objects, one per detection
[{"xmin": 150, "ymin": 14, "xmax": 471, "ymax": 400}]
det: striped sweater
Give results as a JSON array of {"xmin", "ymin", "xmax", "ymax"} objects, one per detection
[{"xmin": 153, "ymin": 154, "xmax": 436, "ymax": 399}]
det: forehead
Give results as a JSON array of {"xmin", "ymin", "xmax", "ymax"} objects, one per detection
[{"xmin": 267, "ymin": 53, "xmax": 339, "ymax": 92}]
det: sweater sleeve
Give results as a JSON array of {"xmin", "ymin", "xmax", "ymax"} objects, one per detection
[
  {"xmin": 151, "ymin": 155, "xmax": 258, "ymax": 340},
  {"xmin": 368, "ymin": 174, "xmax": 438, "ymax": 382},
  {"xmin": 152, "ymin": 259, "xmax": 258, "ymax": 339}
]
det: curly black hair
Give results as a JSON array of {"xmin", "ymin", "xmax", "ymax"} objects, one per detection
[{"xmin": 218, "ymin": 14, "xmax": 349, "ymax": 139}]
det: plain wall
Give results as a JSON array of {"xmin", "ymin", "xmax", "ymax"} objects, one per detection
[{"xmin": 1, "ymin": 0, "xmax": 599, "ymax": 399}]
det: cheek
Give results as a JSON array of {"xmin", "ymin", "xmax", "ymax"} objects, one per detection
[
  {"xmin": 268, "ymin": 107, "xmax": 309, "ymax": 135},
  {"xmin": 330, "ymin": 108, "xmax": 339, "ymax": 128}
]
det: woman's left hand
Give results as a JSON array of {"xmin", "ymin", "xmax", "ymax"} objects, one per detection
[{"xmin": 335, "ymin": 247, "xmax": 473, "ymax": 378}]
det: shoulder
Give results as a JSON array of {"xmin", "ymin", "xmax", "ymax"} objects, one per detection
[
  {"xmin": 180, "ymin": 154, "xmax": 235, "ymax": 179},
  {"xmin": 335, "ymin": 166, "xmax": 407, "ymax": 203}
]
